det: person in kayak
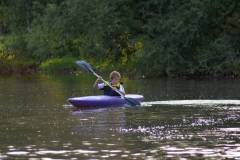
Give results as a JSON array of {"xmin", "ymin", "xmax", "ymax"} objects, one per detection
[{"xmin": 93, "ymin": 71, "xmax": 125, "ymax": 96}]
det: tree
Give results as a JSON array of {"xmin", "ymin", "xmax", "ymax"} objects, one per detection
[
  {"xmin": 129, "ymin": 0, "xmax": 240, "ymax": 76},
  {"xmin": 0, "ymin": 0, "xmax": 239, "ymax": 76}
]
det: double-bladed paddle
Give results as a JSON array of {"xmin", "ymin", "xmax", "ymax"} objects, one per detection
[{"xmin": 76, "ymin": 60, "xmax": 141, "ymax": 107}]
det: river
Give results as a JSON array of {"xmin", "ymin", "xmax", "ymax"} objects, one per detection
[{"xmin": 0, "ymin": 73, "xmax": 240, "ymax": 159}]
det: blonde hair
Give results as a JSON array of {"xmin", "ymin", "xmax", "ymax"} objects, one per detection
[{"xmin": 110, "ymin": 71, "xmax": 121, "ymax": 80}]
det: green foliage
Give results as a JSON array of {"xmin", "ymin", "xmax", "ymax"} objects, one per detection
[
  {"xmin": 0, "ymin": 50, "xmax": 37, "ymax": 74},
  {"xmin": 39, "ymin": 58, "xmax": 77, "ymax": 72},
  {"xmin": 129, "ymin": 0, "xmax": 240, "ymax": 76},
  {"xmin": 0, "ymin": 0, "xmax": 240, "ymax": 76}
]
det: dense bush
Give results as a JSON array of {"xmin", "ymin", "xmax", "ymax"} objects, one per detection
[{"xmin": 0, "ymin": 0, "xmax": 239, "ymax": 76}]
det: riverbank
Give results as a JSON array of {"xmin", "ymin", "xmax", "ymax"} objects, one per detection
[{"xmin": 0, "ymin": 57, "xmax": 239, "ymax": 78}]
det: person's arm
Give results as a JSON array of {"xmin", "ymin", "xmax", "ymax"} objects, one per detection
[{"xmin": 93, "ymin": 76, "xmax": 102, "ymax": 89}]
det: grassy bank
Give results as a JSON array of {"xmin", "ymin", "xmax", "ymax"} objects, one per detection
[
  {"xmin": 39, "ymin": 58, "xmax": 77, "ymax": 73},
  {"xmin": 0, "ymin": 55, "xmax": 77, "ymax": 75}
]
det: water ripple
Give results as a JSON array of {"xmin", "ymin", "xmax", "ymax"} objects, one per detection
[{"xmin": 141, "ymin": 100, "xmax": 240, "ymax": 106}]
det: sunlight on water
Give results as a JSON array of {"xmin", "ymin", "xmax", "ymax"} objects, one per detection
[
  {"xmin": 117, "ymin": 105, "xmax": 240, "ymax": 159},
  {"xmin": 7, "ymin": 151, "xmax": 29, "ymax": 155},
  {"xmin": 1, "ymin": 75, "xmax": 240, "ymax": 159},
  {"xmin": 2, "ymin": 143, "xmax": 240, "ymax": 159}
]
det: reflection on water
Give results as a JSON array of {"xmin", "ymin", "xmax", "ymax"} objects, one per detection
[{"xmin": 0, "ymin": 74, "xmax": 240, "ymax": 159}]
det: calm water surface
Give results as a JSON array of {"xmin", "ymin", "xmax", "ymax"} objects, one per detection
[{"xmin": 0, "ymin": 73, "xmax": 240, "ymax": 159}]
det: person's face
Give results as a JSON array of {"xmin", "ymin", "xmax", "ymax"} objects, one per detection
[{"xmin": 111, "ymin": 77, "xmax": 120, "ymax": 84}]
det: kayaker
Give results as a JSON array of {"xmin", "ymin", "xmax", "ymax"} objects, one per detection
[{"xmin": 93, "ymin": 71, "xmax": 125, "ymax": 96}]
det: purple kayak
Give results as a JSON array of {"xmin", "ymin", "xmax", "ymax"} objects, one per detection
[{"xmin": 68, "ymin": 94, "xmax": 144, "ymax": 108}]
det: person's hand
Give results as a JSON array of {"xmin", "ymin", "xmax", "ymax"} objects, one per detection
[
  {"xmin": 112, "ymin": 87, "xmax": 117, "ymax": 91},
  {"xmin": 97, "ymin": 76, "xmax": 102, "ymax": 81}
]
